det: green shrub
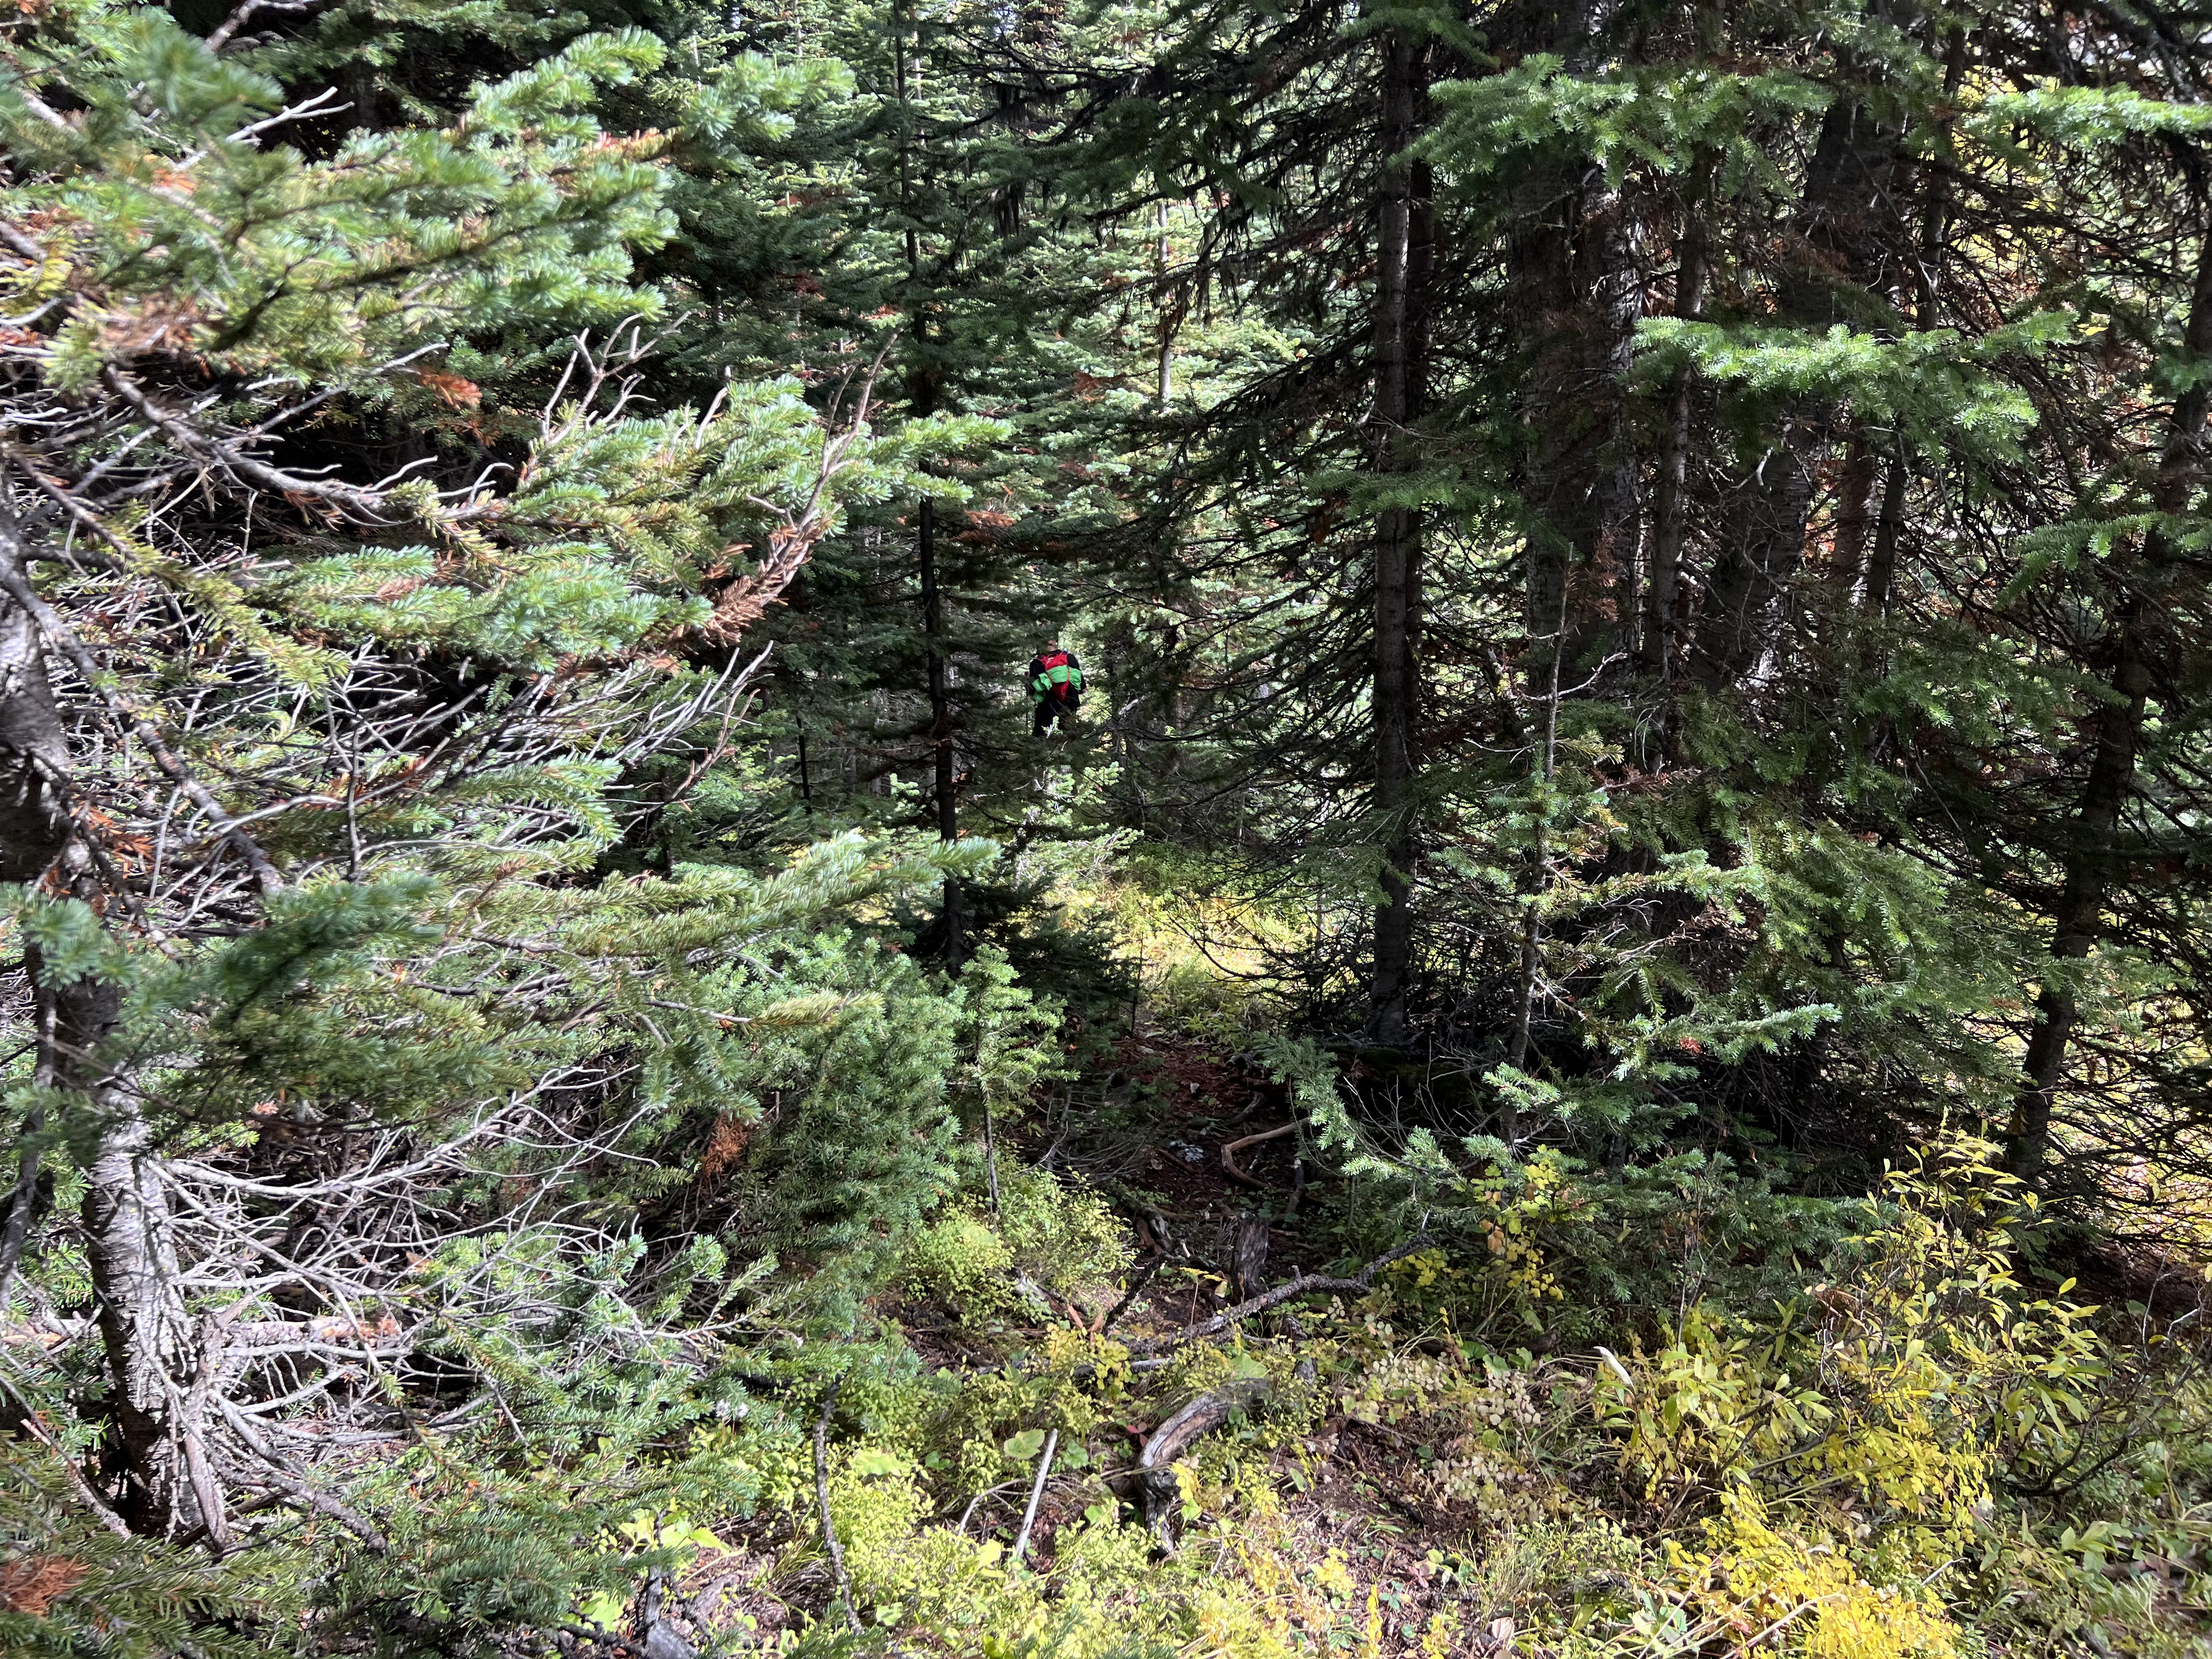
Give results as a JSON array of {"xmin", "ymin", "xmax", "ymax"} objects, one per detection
[
  {"xmin": 997, "ymin": 1168, "xmax": 1133, "ymax": 1296},
  {"xmin": 900, "ymin": 1168, "xmax": 1131, "ymax": 1318},
  {"xmin": 902, "ymin": 1209, "xmax": 1019, "ymax": 1316}
]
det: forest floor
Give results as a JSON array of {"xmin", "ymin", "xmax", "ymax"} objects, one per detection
[
  {"xmin": 561, "ymin": 1022, "xmax": 2212, "ymax": 1658},
  {"xmin": 663, "ymin": 1025, "xmax": 1609, "ymax": 1655}
]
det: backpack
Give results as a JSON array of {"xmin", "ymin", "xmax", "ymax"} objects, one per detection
[{"xmin": 1031, "ymin": 650, "xmax": 1077, "ymax": 703}]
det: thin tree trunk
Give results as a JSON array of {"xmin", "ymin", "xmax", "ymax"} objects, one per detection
[
  {"xmin": 1641, "ymin": 162, "xmax": 1709, "ymax": 685},
  {"xmin": 894, "ymin": 0, "xmax": 918, "ymax": 279},
  {"xmin": 1155, "ymin": 200, "xmax": 1181, "ymax": 412},
  {"xmin": 1693, "ymin": 86, "xmax": 1904, "ymax": 687},
  {"xmin": 1857, "ymin": 27, "xmax": 1961, "ymax": 621},
  {"xmin": 1914, "ymin": 29, "xmax": 1968, "ymax": 332},
  {"xmin": 1366, "ymin": 29, "xmax": 1431, "ymax": 1045},
  {"xmin": 919, "ymin": 498, "xmax": 962, "ymax": 971},
  {"xmin": 896, "ymin": 21, "xmax": 958, "ymax": 970},
  {"xmin": 1861, "ymin": 450, "xmax": 1906, "ymax": 615},
  {"xmin": 2008, "ymin": 215, "xmax": 2212, "ymax": 1180},
  {"xmin": 1504, "ymin": 601, "xmax": 1566, "ymax": 1147}
]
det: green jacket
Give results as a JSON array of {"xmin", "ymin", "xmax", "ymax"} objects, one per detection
[{"xmin": 1029, "ymin": 651, "xmax": 1083, "ymax": 706}]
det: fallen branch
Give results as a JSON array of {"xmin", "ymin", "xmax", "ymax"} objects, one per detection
[
  {"xmin": 1126, "ymin": 1233, "xmax": 1432, "ymax": 1355},
  {"xmin": 216, "ymin": 1397, "xmax": 388, "ymax": 1551},
  {"xmin": 228, "ymin": 1464, "xmax": 390, "ymax": 1553},
  {"xmin": 205, "ymin": 0, "xmax": 328, "ymax": 51},
  {"xmin": 1221, "ymin": 1122, "xmax": 1295, "ymax": 1189},
  {"xmin": 812, "ymin": 1374, "xmax": 861, "ymax": 1636},
  {"xmin": 556, "ymin": 1622, "xmax": 644, "ymax": 1657},
  {"xmin": 1009, "ymin": 1428, "xmax": 1059, "ymax": 1566},
  {"xmin": 951, "ymin": 1479, "xmax": 1024, "ymax": 1536},
  {"xmin": 1097, "ymin": 1255, "xmax": 1166, "ymax": 1337}
]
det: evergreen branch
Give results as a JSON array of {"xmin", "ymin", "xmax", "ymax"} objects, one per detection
[{"xmin": 0, "ymin": 1370, "xmax": 131, "ymax": 1537}]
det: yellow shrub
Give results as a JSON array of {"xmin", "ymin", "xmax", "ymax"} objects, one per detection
[
  {"xmin": 1595, "ymin": 1136, "xmax": 2104, "ymax": 1559},
  {"xmin": 1672, "ymin": 1496, "xmax": 1965, "ymax": 1659}
]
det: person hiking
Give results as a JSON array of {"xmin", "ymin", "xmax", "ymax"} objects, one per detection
[{"xmin": 1028, "ymin": 639, "xmax": 1084, "ymax": 735}]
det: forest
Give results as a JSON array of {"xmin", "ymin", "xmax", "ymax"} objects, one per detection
[{"xmin": 4, "ymin": 0, "xmax": 2212, "ymax": 1651}]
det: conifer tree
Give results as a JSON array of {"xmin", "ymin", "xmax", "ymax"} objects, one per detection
[{"xmin": 0, "ymin": 0, "xmax": 1018, "ymax": 1562}]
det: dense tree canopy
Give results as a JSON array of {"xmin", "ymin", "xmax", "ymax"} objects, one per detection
[{"xmin": 4, "ymin": 0, "xmax": 2212, "ymax": 1653}]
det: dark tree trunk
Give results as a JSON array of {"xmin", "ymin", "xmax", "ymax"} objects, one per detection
[
  {"xmin": 1513, "ymin": 165, "xmax": 1644, "ymax": 684},
  {"xmin": 1366, "ymin": 29, "xmax": 1432, "ymax": 1045},
  {"xmin": 1828, "ymin": 435, "xmax": 1879, "ymax": 599},
  {"xmin": 1861, "ymin": 452, "xmax": 1906, "ymax": 616},
  {"xmin": 1692, "ymin": 89, "xmax": 1905, "ymax": 688},
  {"xmin": 2007, "ymin": 595, "xmax": 2150, "ymax": 1181},
  {"xmin": 919, "ymin": 499, "xmax": 962, "ymax": 972},
  {"xmin": 1640, "ymin": 163, "xmax": 1709, "ymax": 685},
  {"xmin": 1855, "ymin": 29, "xmax": 1960, "ymax": 622},
  {"xmin": 2008, "ymin": 219, "xmax": 2212, "ymax": 1180}
]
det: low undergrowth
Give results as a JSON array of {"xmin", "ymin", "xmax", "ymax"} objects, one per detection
[
  {"xmin": 270, "ymin": 1126, "xmax": 2207, "ymax": 1656},
  {"xmin": 7, "ymin": 1031, "xmax": 2207, "ymax": 1659}
]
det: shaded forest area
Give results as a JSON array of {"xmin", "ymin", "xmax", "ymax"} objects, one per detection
[{"xmin": 3, "ymin": 0, "xmax": 2212, "ymax": 1652}]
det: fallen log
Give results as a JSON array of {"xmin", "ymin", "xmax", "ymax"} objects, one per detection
[
  {"xmin": 1132, "ymin": 1357, "xmax": 1319, "ymax": 1540},
  {"xmin": 1133, "ymin": 1377, "xmax": 1270, "ymax": 1537}
]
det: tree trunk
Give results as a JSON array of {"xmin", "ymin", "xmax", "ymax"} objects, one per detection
[
  {"xmin": 0, "ymin": 495, "xmax": 74, "ymax": 1312},
  {"xmin": 919, "ymin": 498, "xmax": 962, "ymax": 972},
  {"xmin": 1692, "ymin": 88, "xmax": 1904, "ymax": 688},
  {"xmin": 0, "ymin": 486, "xmax": 213, "ymax": 1538},
  {"xmin": 1640, "ymin": 163, "xmax": 1709, "ymax": 686},
  {"xmin": 0, "ymin": 500, "xmax": 71, "ymax": 891},
  {"xmin": 1155, "ymin": 200, "xmax": 1183, "ymax": 412},
  {"xmin": 1854, "ymin": 29, "xmax": 1960, "ymax": 620},
  {"xmin": 1514, "ymin": 164, "xmax": 1644, "ymax": 687},
  {"xmin": 2008, "ymin": 218, "xmax": 2212, "ymax": 1180},
  {"xmin": 1827, "ymin": 435, "xmax": 1879, "ymax": 599},
  {"xmin": 1366, "ymin": 29, "xmax": 1432, "ymax": 1045},
  {"xmin": 83, "ymin": 1090, "xmax": 220, "ymax": 1541},
  {"xmin": 1861, "ymin": 450, "xmax": 1906, "ymax": 615}
]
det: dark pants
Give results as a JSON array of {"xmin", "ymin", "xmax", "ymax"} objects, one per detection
[{"xmin": 1034, "ymin": 695, "xmax": 1076, "ymax": 735}]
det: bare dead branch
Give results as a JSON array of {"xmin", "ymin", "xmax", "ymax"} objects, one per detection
[{"xmin": 1126, "ymin": 1233, "xmax": 1432, "ymax": 1354}]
